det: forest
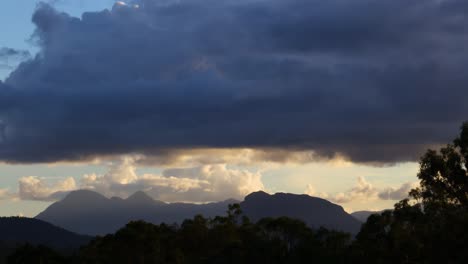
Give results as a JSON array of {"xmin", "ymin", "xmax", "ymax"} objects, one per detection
[{"xmin": 5, "ymin": 123, "xmax": 468, "ymax": 264}]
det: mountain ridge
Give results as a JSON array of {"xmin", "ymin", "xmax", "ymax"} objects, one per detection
[
  {"xmin": 36, "ymin": 190, "xmax": 362, "ymax": 236},
  {"xmin": 242, "ymin": 191, "xmax": 361, "ymax": 234}
]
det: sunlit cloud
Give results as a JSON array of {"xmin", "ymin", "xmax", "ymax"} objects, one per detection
[
  {"xmin": 305, "ymin": 177, "xmax": 417, "ymax": 204},
  {"xmin": 18, "ymin": 176, "xmax": 76, "ymax": 201},
  {"xmin": 378, "ymin": 182, "xmax": 418, "ymax": 200},
  {"xmin": 34, "ymin": 148, "xmax": 353, "ymax": 169},
  {"xmin": 15, "ymin": 157, "xmax": 264, "ymax": 203},
  {"xmin": 0, "ymin": 188, "xmax": 12, "ymax": 200}
]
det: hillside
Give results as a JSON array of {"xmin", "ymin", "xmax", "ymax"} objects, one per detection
[{"xmin": 0, "ymin": 217, "xmax": 91, "ymax": 248}]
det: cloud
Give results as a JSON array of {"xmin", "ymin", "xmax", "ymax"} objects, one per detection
[
  {"xmin": 82, "ymin": 160, "xmax": 264, "ymax": 202},
  {"xmin": 0, "ymin": 48, "xmax": 31, "ymax": 69},
  {"xmin": 160, "ymin": 164, "xmax": 264, "ymax": 201},
  {"xmin": 17, "ymin": 157, "xmax": 264, "ymax": 202},
  {"xmin": 132, "ymin": 148, "xmax": 321, "ymax": 167},
  {"xmin": 1, "ymin": 0, "xmax": 468, "ymax": 164},
  {"xmin": 304, "ymin": 184, "xmax": 329, "ymax": 200},
  {"xmin": 305, "ymin": 177, "xmax": 416, "ymax": 203},
  {"xmin": 0, "ymin": 48, "xmax": 30, "ymax": 61},
  {"xmin": 331, "ymin": 176, "xmax": 378, "ymax": 203},
  {"xmin": 378, "ymin": 182, "xmax": 418, "ymax": 200},
  {"xmin": 18, "ymin": 176, "xmax": 76, "ymax": 201},
  {"xmin": 0, "ymin": 188, "xmax": 13, "ymax": 200}
]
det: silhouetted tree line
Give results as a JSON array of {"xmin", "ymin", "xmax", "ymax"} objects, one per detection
[
  {"xmin": 6, "ymin": 123, "xmax": 468, "ymax": 264},
  {"xmin": 7, "ymin": 208, "xmax": 351, "ymax": 264}
]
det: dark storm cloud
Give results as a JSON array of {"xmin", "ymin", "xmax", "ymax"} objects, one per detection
[{"xmin": 1, "ymin": 0, "xmax": 468, "ymax": 164}]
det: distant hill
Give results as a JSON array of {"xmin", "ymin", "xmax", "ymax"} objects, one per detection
[
  {"xmin": 351, "ymin": 210, "xmax": 391, "ymax": 222},
  {"xmin": 36, "ymin": 190, "xmax": 362, "ymax": 236},
  {"xmin": 242, "ymin": 191, "xmax": 362, "ymax": 234},
  {"xmin": 0, "ymin": 217, "xmax": 91, "ymax": 249}
]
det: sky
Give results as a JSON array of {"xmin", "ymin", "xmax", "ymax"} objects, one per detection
[{"xmin": 1, "ymin": 0, "xmax": 467, "ymax": 216}]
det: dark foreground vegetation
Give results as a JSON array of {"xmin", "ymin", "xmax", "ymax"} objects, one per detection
[{"xmin": 5, "ymin": 123, "xmax": 468, "ymax": 264}]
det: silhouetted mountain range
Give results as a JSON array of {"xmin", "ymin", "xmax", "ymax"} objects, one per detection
[
  {"xmin": 36, "ymin": 190, "xmax": 236, "ymax": 236},
  {"xmin": 351, "ymin": 210, "xmax": 391, "ymax": 222},
  {"xmin": 0, "ymin": 217, "xmax": 91, "ymax": 249},
  {"xmin": 36, "ymin": 190, "xmax": 362, "ymax": 236}
]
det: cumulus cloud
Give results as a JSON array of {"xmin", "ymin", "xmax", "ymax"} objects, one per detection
[
  {"xmin": 305, "ymin": 177, "xmax": 416, "ymax": 203},
  {"xmin": 17, "ymin": 157, "xmax": 264, "ymax": 202},
  {"xmin": 0, "ymin": 188, "xmax": 13, "ymax": 200},
  {"xmin": 18, "ymin": 176, "xmax": 76, "ymax": 201},
  {"xmin": 304, "ymin": 184, "xmax": 329, "ymax": 200},
  {"xmin": 160, "ymin": 164, "xmax": 264, "ymax": 201},
  {"xmin": 1, "ymin": 0, "xmax": 468, "ymax": 164},
  {"xmin": 378, "ymin": 182, "xmax": 418, "ymax": 200},
  {"xmin": 331, "ymin": 176, "xmax": 378, "ymax": 203}
]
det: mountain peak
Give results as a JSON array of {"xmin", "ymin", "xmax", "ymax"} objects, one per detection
[
  {"xmin": 61, "ymin": 189, "xmax": 108, "ymax": 204},
  {"xmin": 125, "ymin": 191, "xmax": 156, "ymax": 204},
  {"xmin": 244, "ymin": 190, "xmax": 270, "ymax": 201}
]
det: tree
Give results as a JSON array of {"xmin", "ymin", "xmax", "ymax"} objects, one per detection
[
  {"xmin": 355, "ymin": 122, "xmax": 468, "ymax": 264},
  {"xmin": 7, "ymin": 244, "xmax": 66, "ymax": 264},
  {"xmin": 79, "ymin": 221, "xmax": 181, "ymax": 264},
  {"xmin": 411, "ymin": 122, "xmax": 468, "ymax": 209}
]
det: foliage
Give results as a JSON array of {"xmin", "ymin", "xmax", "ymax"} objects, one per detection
[
  {"xmin": 354, "ymin": 122, "xmax": 468, "ymax": 264},
  {"xmin": 5, "ymin": 208, "xmax": 351, "ymax": 264},
  {"xmin": 7, "ymin": 244, "xmax": 66, "ymax": 264}
]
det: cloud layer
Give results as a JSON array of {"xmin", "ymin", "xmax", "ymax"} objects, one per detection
[
  {"xmin": 1, "ymin": 0, "xmax": 468, "ymax": 164},
  {"xmin": 13, "ymin": 165, "xmax": 414, "ymax": 205},
  {"xmin": 15, "ymin": 157, "xmax": 264, "ymax": 202}
]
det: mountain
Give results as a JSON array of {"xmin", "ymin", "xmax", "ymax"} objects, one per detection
[
  {"xmin": 0, "ymin": 217, "xmax": 91, "ymax": 249},
  {"xmin": 36, "ymin": 190, "xmax": 362, "ymax": 236},
  {"xmin": 36, "ymin": 190, "xmax": 235, "ymax": 236},
  {"xmin": 242, "ymin": 191, "xmax": 362, "ymax": 234},
  {"xmin": 351, "ymin": 210, "xmax": 391, "ymax": 222}
]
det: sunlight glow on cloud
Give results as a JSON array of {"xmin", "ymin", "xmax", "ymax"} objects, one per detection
[
  {"xmin": 378, "ymin": 182, "xmax": 419, "ymax": 200},
  {"xmin": 305, "ymin": 176, "xmax": 417, "ymax": 204},
  {"xmin": 39, "ymin": 148, "xmax": 353, "ymax": 169},
  {"xmin": 0, "ymin": 188, "xmax": 11, "ymax": 199},
  {"xmin": 16, "ymin": 157, "xmax": 265, "ymax": 203},
  {"xmin": 7, "ymin": 156, "xmax": 417, "ymax": 208},
  {"xmin": 129, "ymin": 149, "xmax": 367, "ymax": 170},
  {"xmin": 18, "ymin": 176, "xmax": 76, "ymax": 201}
]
